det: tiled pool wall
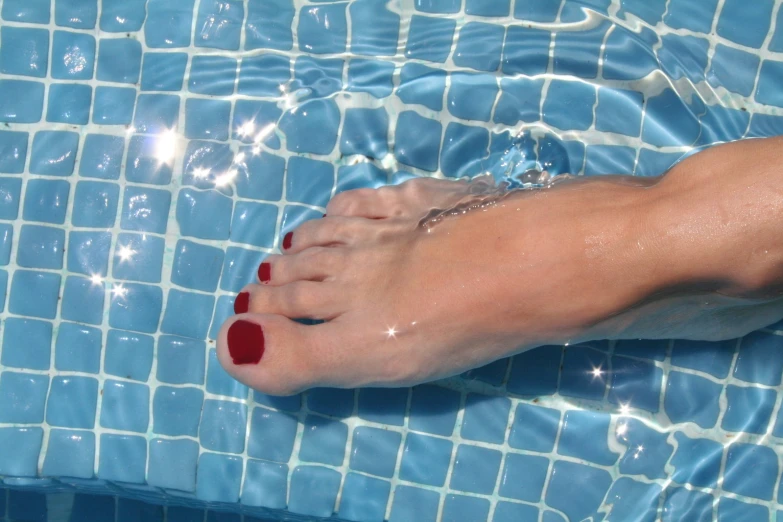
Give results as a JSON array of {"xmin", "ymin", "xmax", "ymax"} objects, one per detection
[{"xmin": 1, "ymin": 0, "xmax": 783, "ymax": 520}]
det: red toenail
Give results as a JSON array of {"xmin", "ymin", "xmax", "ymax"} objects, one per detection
[
  {"xmin": 283, "ymin": 232, "xmax": 293, "ymax": 250},
  {"xmin": 227, "ymin": 320, "xmax": 265, "ymax": 365},
  {"xmin": 234, "ymin": 291, "xmax": 250, "ymax": 314},
  {"xmin": 258, "ymin": 262, "xmax": 271, "ymax": 283}
]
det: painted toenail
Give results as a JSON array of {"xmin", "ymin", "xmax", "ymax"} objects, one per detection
[
  {"xmin": 234, "ymin": 291, "xmax": 250, "ymax": 314},
  {"xmin": 283, "ymin": 232, "xmax": 293, "ymax": 250},
  {"xmin": 227, "ymin": 320, "xmax": 265, "ymax": 365},
  {"xmin": 258, "ymin": 262, "xmax": 271, "ymax": 283}
]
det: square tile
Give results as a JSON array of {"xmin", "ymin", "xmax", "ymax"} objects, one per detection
[
  {"xmin": 105, "ymin": 329, "xmax": 154, "ymax": 381},
  {"xmin": 9, "ymin": 270, "xmax": 61, "ymax": 319},
  {"xmin": 72, "ymin": 181, "xmax": 119, "ymax": 228},
  {"xmin": 195, "ymin": 0, "xmax": 243, "ymax": 50},
  {"xmin": 245, "ymin": 0, "xmax": 293, "ymax": 51},
  {"xmin": 161, "ymin": 289, "xmax": 215, "ymax": 339},
  {"xmin": 389, "ymin": 486, "xmax": 439, "ymax": 522},
  {"xmin": 553, "ymin": 20, "xmax": 610, "ymax": 78},
  {"xmin": 499, "ymin": 453, "xmax": 549, "ymax": 502},
  {"xmin": 286, "ymin": 157, "xmax": 334, "ymax": 207},
  {"xmin": 156, "ymin": 335, "xmax": 206, "ymax": 385},
  {"xmin": 509, "ymin": 403, "xmax": 560, "ymax": 453},
  {"xmin": 454, "ymin": 22, "xmax": 504, "ymax": 72},
  {"xmin": 616, "ymin": 418, "xmax": 673, "ymax": 480},
  {"xmin": 502, "ymin": 25, "xmax": 550, "ymax": 76},
  {"xmin": 545, "ymin": 461, "xmax": 613, "ymax": 522},
  {"xmin": 447, "ymin": 72, "xmax": 498, "ymax": 122},
  {"xmin": 397, "ymin": 63, "xmax": 446, "ymax": 111},
  {"xmin": 514, "ymin": 0, "xmax": 559, "ymax": 21},
  {"xmin": 17, "ymin": 225, "xmax": 65, "ymax": 269},
  {"xmin": 347, "ymin": 59, "xmax": 394, "ymax": 98},
  {"xmin": 113, "ymin": 233, "xmax": 165, "ymax": 283},
  {"xmin": 664, "ymin": 371, "xmax": 721, "ymax": 428},
  {"xmin": 206, "ymin": 348, "xmax": 248, "ymax": 399},
  {"xmin": 288, "ymin": 466, "xmax": 341, "ymax": 518},
  {"xmin": 147, "ymin": 438, "xmax": 199, "ymax": 492},
  {"xmin": 338, "ymin": 473, "xmax": 391, "ymax": 522},
  {"xmin": 125, "ymin": 135, "xmax": 173, "ymax": 185},
  {"xmin": 42, "ymin": 429, "xmax": 95, "ymax": 479},
  {"xmin": 47, "ymin": 82, "xmax": 92, "ymax": 124},
  {"xmin": 723, "ymin": 443, "xmax": 777, "ymax": 500},
  {"xmin": 494, "ymin": 77, "xmax": 543, "ymax": 126},
  {"xmin": 152, "ymin": 386, "xmax": 203, "ymax": 437},
  {"xmin": 30, "ymin": 130, "xmax": 79, "ymax": 176},
  {"xmin": 558, "ymin": 410, "xmax": 618, "ymax": 466},
  {"xmin": 100, "ymin": 379, "xmax": 150, "ymax": 432},
  {"xmin": 306, "ymin": 387, "xmax": 355, "ymax": 418},
  {"xmin": 707, "ymin": 45, "xmax": 760, "ymax": 97},
  {"xmin": 67, "ymin": 231, "xmax": 112, "ymax": 277},
  {"xmin": 2, "ymin": 318, "xmax": 52, "ymax": 370},
  {"xmin": 199, "ymin": 400, "xmax": 247, "ymax": 453},
  {"xmin": 0, "ymin": 80, "xmax": 45, "ymax": 123},
  {"xmin": 670, "ymin": 432, "xmax": 722, "ymax": 488},
  {"xmin": 185, "ymin": 98, "xmax": 231, "ymax": 140},
  {"xmin": 120, "ymin": 186, "xmax": 172, "ymax": 234},
  {"xmin": 0, "ymin": 372, "xmax": 49, "ymax": 423},
  {"xmin": 507, "ymin": 346, "xmax": 562, "ymax": 396},
  {"xmin": 54, "ymin": 322, "xmax": 102, "ymax": 372},
  {"xmin": 358, "ymin": 388, "xmax": 407, "ymax": 426},
  {"xmin": 229, "ymin": 201, "xmax": 278, "ymax": 248},
  {"xmin": 46, "ymin": 376, "xmax": 98, "ymax": 429},
  {"xmin": 297, "ymin": 3, "xmax": 347, "ymax": 54},
  {"xmin": 0, "ymin": 131, "xmax": 28, "ymax": 173},
  {"xmin": 559, "ymin": 346, "xmax": 608, "ymax": 400},
  {"xmin": 350, "ymin": 1, "xmax": 399, "ymax": 57},
  {"xmin": 98, "ymin": 434, "xmax": 146, "ymax": 483},
  {"xmin": 171, "ymin": 240, "xmax": 225, "ymax": 292},
  {"xmin": 97, "ymin": 38, "xmax": 142, "ymax": 84},
  {"xmin": 442, "ymin": 495, "xmax": 490, "ymax": 522},
  {"xmin": 608, "ymin": 355, "xmax": 663, "ymax": 413},
  {"xmin": 450, "ymin": 444, "xmax": 502, "ymax": 494},
  {"xmin": 2, "ymin": 0, "xmax": 50, "ymax": 23},
  {"xmin": 716, "ymin": 0, "xmax": 773, "ymax": 49},
  {"xmin": 299, "ymin": 415, "xmax": 348, "ymax": 466},
  {"xmin": 144, "ymin": 0, "xmax": 195, "ymax": 48},
  {"xmin": 242, "ymin": 460, "xmax": 288, "ymax": 509},
  {"xmin": 405, "ymin": 15, "xmax": 455, "ymax": 63},
  {"xmin": 133, "ymin": 93, "xmax": 180, "ymax": 133},
  {"xmin": 177, "ymin": 188, "xmax": 232, "ymax": 240},
  {"xmin": 279, "ymin": 98, "xmax": 340, "ymax": 155},
  {"xmin": 596, "ymin": 88, "xmax": 644, "ymax": 137},
  {"xmin": 0, "ymin": 428, "xmax": 43, "ymax": 477},
  {"xmin": 248, "ymin": 407, "xmax": 298, "ymax": 463},
  {"xmin": 238, "ymin": 54, "xmax": 289, "ymax": 97},
  {"xmin": 141, "ymin": 52, "xmax": 188, "ymax": 91},
  {"xmin": 543, "ymin": 80, "xmax": 596, "ymax": 131},
  {"xmin": 232, "ymin": 99, "xmax": 282, "ymax": 148},
  {"xmin": 657, "ymin": 34, "xmax": 709, "ymax": 83},
  {"xmin": 409, "ymin": 384, "xmax": 460, "ymax": 436},
  {"xmin": 56, "ymin": 0, "xmax": 97, "ymax": 28},
  {"xmin": 399, "ymin": 432, "xmax": 452, "ymax": 487},
  {"xmin": 393, "ymin": 111, "xmax": 442, "ymax": 172},
  {"xmin": 461, "ymin": 393, "xmax": 511, "ymax": 444},
  {"xmin": 349, "ymin": 426, "xmax": 401, "ymax": 478},
  {"xmin": 79, "ymin": 134, "xmax": 124, "ymax": 179},
  {"xmin": 722, "ymin": 385, "xmax": 776, "ymax": 434},
  {"xmin": 664, "ymin": 0, "xmax": 718, "ymax": 33},
  {"xmin": 92, "ymin": 86, "xmax": 136, "ymax": 125},
  {"xmin": 61, "ymin": 276, "xmax": 105, "ymax": 325},
  {"xmin": 0, "ymin": 26, "xmax": 49, "ymax": 78},
  {"xmin": 51, "ymin": 30, "xmax": 95, "ymax": 79}
]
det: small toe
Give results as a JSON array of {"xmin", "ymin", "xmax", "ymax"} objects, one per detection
[
  {"xmin": 326, "ymin": 188, "xmax": 399, "ymax": 218},
  {"xmin": 258, "ymin": 248, "xmax": 343, "ymax": 285},
  {"xmin": 282, "ymin": 216, "xmax": 368, "ymax": 254},
  {"xmin": 242, "ymin": 280, "xmax": 342, "ymax": 320}
]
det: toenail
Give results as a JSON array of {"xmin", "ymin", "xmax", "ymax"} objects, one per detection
[
  {"xmin": 283, "ymin": 231, "xmax": 293, "ymax": 250},
  {"xmin": 258, "ymin": 262, "xmax": 271, "ymax": 283},
  {"xmin": 234, "ymin": 291, "xmax": 250, "ymax": 314},
  {"xmin": 227, "ymin": 320, "xmax": 265, "ymax": 365}
]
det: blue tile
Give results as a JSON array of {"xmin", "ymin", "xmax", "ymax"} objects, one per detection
[
  {"xmin": 350, "ymin": 0, "xmax": 400, "ymax": 57},
  {"xmin": 602, "ymin": 26, "xmax": 659, "ymax": 81},
  {"xmin": 463, "ymin": 358, "xmax": 509, "ymax": 386},
  {"xmin": 247, "ymin": 406, "xmax": 298, "ymax": 463},
  {"xmin": 723, "ymin": 443, "xmax": 777, "ymax": 500},
  {"xmin": 194, "ymin": 0, "xmax": 243, "ymax": 50},
  {"xmin": 171, "ymin": 240, "xmax": 224, "ymax": 293},
  {"xmin": 161, "ymin": 289, "xmax": 215, "ymax": 340},
  {"xmin": 112, "ymin": 233, "xmax": 165, "ymax": 283},
  {"xmin": 46, "ymin": 376, "xmax": 98, "ymax": 429},
  {"xmin": 71, "ymin": 181, "xmax": 119, "ymax": 228},
  {"xmin": 349, "ymin": 426, "xmax": 401, "ymax": 478},
  {"xmin": 206, "ymin": 348, "xmax": 248, "ymax": 399},
  {"xmin": 546, "ymin": 461, "xmax": 612, "ymax": 522},
  {"xmin": 133, "ymin": 93, "xmax": 180, "ymax": 133},
  {"xmin": 42, "ymin": 429, "xmax": 95, "ymax": 479},
  {"xmin": 595, "ymin": 88, "xmax": 644, "ymax": 137},
  {"xmin": 585, "ymin": 145, "xmax": 636, "ymax": 176},
  {"xmin": 717, "ymin": 0, "xmax": 772, "ymax": 49},
  {"xmin": 757, "ymin": 60, "xmax": 783, "ymax": 109},
  {"xmin": 298, "ymin": 2, "xmax": 347, "ymax": 54},
  {"xmin": 79, "ymin": 134, "xmax": 124, "ymax": 179},
  {"xmin": 196, "ymin": 453, "xmax": 243, "ymax": 503},
  {"xmin": 559, "ymin": 346, "xmax": 607, "ymax": 400},
  {"xmin": 718, "ymin": 498, "xmax": 768, "ymax": 522},
  {"xmin": 553, "ymin": 20, "xmax": 610, "ymax": 78},
  {"xmin": 0, "ymin": 80, "xmax": 45, "ymax": 123},
  {"xmin": 285, "ymin": 157, "xmax": 333, "ymax": 208},
  {"xmin": 9, "ymin": 270, "xmax": 60, "ymax": 319},
  {"xmin": 357, "ymin": 388, "xmax": 406, "ymax": 425},
  {"xmin": 442, "ymin": 495, "xmax": 490, "ymax": 522},
  {"xmin": 1, "ymin": 318, "xmax": 52, "ymax": 370},
  {"xmin": 670, "ymin": 432, "xmax": 722, "ymax": 488},
  {"xmin": 120, "ymin": 186, "xmax": 171, "ymax": 233},
  {"xmin": 17, "ymin": 225, "xmax": 65, "ymax": 269},
  {"xmin": 389, "ymin": 486, "xmax": 439, "ymax": 522},
  {"xmin": 156, "ymin": 335, "xmax": 206, "ymax": 385},
  {"xmin": 513, "ymin": 0, "xmax": 559, "ymax": 21},
  {"xmin": 409, "ymin": 384, "xmax": 460, "ymax": 436},
  {"xmin": 51, "ymin": 31, "xmax": 95, "ymax": 79},
  {"xmin": 245, "ymin": 0, "xmax": 294, "ymax": 51},
  {"xmin": 67, "ymin": 231, "xmax": 112, "ymax": 277},
  {"xmin": 493, "ymin": 503, "xmax": 539, "ymax": 522},
  {"xmin": 608, "ymin": 355, "xmax": 663, "ymax": 413},
  {"xmin": 642, "ymin": 88, "xmax": 701, "ymax": 147},
  {"xmin": 109, "ymin": 283, "xmax": 162, "ymax": 333},
  {"xmin": 509, "ymin": 403, "xmax": 560, "ymax": 453},
  {"xmin": 664, "ymin": 371, "xmax": 721, "ymax": 428},
  {"xmin": 415, "ymin": 0, "xmax": 459, "ymax": 13},
  {"xmin": 68, "ymin": 494, "xmax": 114, "ymax": 522},
  {"xmin": 664, "ymin": 0, "xmax": 717, "ymax": 33},
  {"xmin": 441, "ymin": 123, "xmax": 489, "ymax": 179},
  {"xmin": 615, "ymin": 417, "xmax": 672, "ymax": 479},
  {"xmin": 199, "ymin": 400, "xmax": 247, "ymax": 454},
  {"xmin": 558, "ymin": 410, "xmax": 618, "ymax": 466},
  {"xmin": 235, "ymin": 150, "xmax": 285, "ymax": 201},
  {"xmin": 144, "ymin": 0, "xmax": 195, "ymax": 48},
  {"xmin": 0, "ymin": 224, "xmax": 11, "ymax": 265},
  {"xmin": 454, "ymin": 22, "xmax": 504, "ymax": 72},
  {"xmin": 47, "ymin": 83, "xmax": 92, "ymax": 124},
  {"xmin": 399, "ymin": 432, "xmax": 452, "ymax": 487},
  {"xmin": 253, "ymin": 391, "xmax": 301, "ymax": 413},
  {"xmin": 231, "ymin": 100, "xmax": 282, "ymax": 149},
  {"xmin": 55, "ymin": 0, "xmax": 97, "ymax": 27},
  {"xmin": 2, "ymin": 0, "xmax": 50, "ymax": 23},
  {"xmin": 54, "ymin": 322, "xmax": 101, "ymax": 372},
  {"xmin": 341, "ymin": 107, "xmax": 389, "ymax": 160},
  {"xmin": 507, "ymin": 346, "xmax": 562, "ymax": 396},
  {"xmin": 0, "ymin": 26, "xmax": 49, "ymax": 78},
  {"xmin": 450, "ymin": 444, "xmax": 502, "ymax": 495},
  {"xmin": 499, "ymin": 453, "xmax": 548, "ymax": 503},
  {"xmin": 722, "ymin": 385, "xmax": 776, "ymax": 434},
  {"xmin": 467, "ymin": 0, "xmax": 509, "ymax": 16},
  {"xmin": 494, "ymin": 78, "xmax": 543, "ymax": 126},
  {"xmin": 299, "ymin": 415, "xmax": 348, "ymax": 466},
  {"xmin": 636, "ymin": 149, "xmax": 683, "ymax": 177},
  {"xmin": 461, "ymin": 393, "xmax": 511, "ymax": 444},
  {"xmin": 707, "ymin": 45, "xmax": 760, "ymax": 97},
  {"xmin": 189, "ymin": 55, "xmax": 236, "ymax": 96},
  {"xmin": 141, "ymin": 52, "xmax": 187, "ymax": 91},
  {"xmin": 209, "ymin": 296, "xmax": 234, "ymax": 341},
  {"xmin": 502, "ymin": 26, "xmax": 550, "ymax": 76},
  {"xmin": 447, "ymin": 72, "xmax": 497, "ymax": 122},
  {"xmin": 394, "ymin": 111, "xmax": 442, "ymax": 172},
  {"xmin": 339, "ymin": 473, "xmax": 390, "ymax": 522},
  {"xmin": 621, "ymin": 0, "xmax": 666, "ymax": 24},
  {"xmin": 242, "ymin": 459, "xmax": 288, "ymax": 509},
  {"xmin": 405, "ymin": 15, "xmax": 455, "ymax": 63},
  {"xmin": 658, "ymin": 34, "xmax": 709, "ymax": 83},
  {"xmin": 605, "ymin": 478, "xmax": 661, "ymax": 522},
  {"xmin": 397, "ymin": 63, "xmax": 446, "ymax": 111},
  {"xmin": 92, "ymin": 86, "xmax": 136, "ymax": 125},
  {"xmin": 671, "ymin": 339, "xmax": 734, "ymax": 378},
  {"xmin": 0, "ymin": 428, "xmax": 43, "ymax": 477},
  {"xmin": 147, "ymin": 438, "xmax": 199, "ymax": 492},
  {"xmin": 152, "ymin": 386, "xmax": 203, "ymax": 437},
  {"xmin": 181, "ymin": 140, "xmax": 234, "ymax": 189},
  {"xmin": 30, "ymin": 131, "xmax": 79, "ymax": 176},
  {"xmin": 0, "ymin": 131, "xmax": 27, "ymax": 173},
  {"xmin": 288, "ymin": 466, "xmax": 340, "ymax": 518},
  {"xmin": 0, "ymin": 372, "xmax": 48, "ymax": 423},
  {"xmin": 100, "ymin": 380, "xmax": 150, "ymax": 432},
  {"xmin": 543, "ymin": 80, "xmax": 596, "ymax": 131},
  {"xmin": 97, "ymin": 38, "xmax": 141, "ymax": 84},
  {"xmin": 734, "ymin": 331, "xmax": 783, "ymax": 385},
  {"xmin": 229, "ymin": 201, "xmax": 278, "ymax": 248},
  {"xmin": 220, "ymin": 247, "xmax": 266, "ymax": 293},
  {"xmin": 105, "ymin": 329, "xmax": 154, "ymax": 381},
  {"xmin": 336, "ymin": 162, "xmax": 387, "ymax": 193},
  {"xmin": 292, "ymin": 54, "xmax": 344, "ymax": 97},
  {"xmin": 100, "ymin": 0, "xmax": 145, "ymax": 31},
  {"xmin": 238, "ymin": 54, "xmax": 289, "ymax": 97},
  {"xmin": 700, "ymin": 105, "xmax": 750, "ymax": 144},
  {"xmin": 117, "ymin": 500, "xmax": 163, "ymax": 522},
  {"xmin": 279, "ymin": 98, "xmax": 340, "ymax": 155}
]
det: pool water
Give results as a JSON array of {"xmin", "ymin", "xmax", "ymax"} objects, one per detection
[{"xmin": 1, "ymin": 0, "xmax": 783, "ymax": 520}]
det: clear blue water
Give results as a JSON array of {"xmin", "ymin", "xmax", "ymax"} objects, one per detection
[{"xmin": 1, "ymin": 0, "xmax": 783, "ymax": 520}]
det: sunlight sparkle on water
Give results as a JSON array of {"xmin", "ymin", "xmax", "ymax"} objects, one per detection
[
  {"xmin": 117, "ymin": 245, "xmax": 135, "ymax": 262},
  {"xmin": 90, "ymin": 275, "xmax": 103, "ymax": 285},
  {"xmin": 616, "ymin": 423, "xmax": 628, "ymax": 436},
  {"xmin": 155, "ymin": 129, "xmax": 177, "ymax": 164},
  {"xmin": 111, "ymin": 284, "xmax": 127, "ymax": 299},
  {"xmin": 192, "ymin": 167, "xmax": 210, "ymax": 179}
]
